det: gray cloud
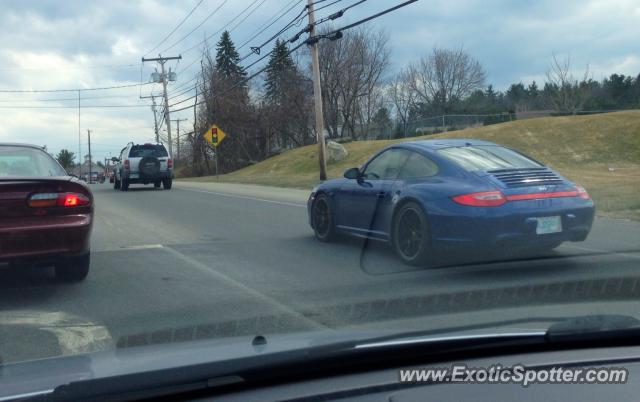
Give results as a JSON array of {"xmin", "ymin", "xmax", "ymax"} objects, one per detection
[{"xmin": 0, "ymin": 0, "xmax": 638, "ymax": 161}]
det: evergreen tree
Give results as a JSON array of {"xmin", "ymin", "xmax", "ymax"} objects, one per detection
[
  {"xmin": 214, "ymin": 31, "xmax": 246, "ymax": 81},
  {"xmin": 264, "ymin": 39, "xmax": 297, "ymax": 103}
]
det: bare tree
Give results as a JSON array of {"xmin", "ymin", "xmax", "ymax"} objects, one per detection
[
  {"xmin": 388, "ymin": 68, "xmax": 416, "ymax": 137},
  {"xmin": 317, "ymin": 26, "xmax": 390, "ymax": 139},
  {"xmin": 409, "ymin": 47, "xmax": 485, "ymax": 114},
  {"xmin": 545, "ymin": 53, "xmax": 591, "ymax": 113}
]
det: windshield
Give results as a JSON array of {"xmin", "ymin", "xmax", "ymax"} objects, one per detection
[
  {"xmin": 129, "ymin": 144, "xmax": 168, "ymax": 158},
  {"xmin": 437, "ymin": 145, "xmax": 542, "ymax": 171},
  {"xmin": 0, "ymin": 146, "xmax": 67, "ymax": 176},
  {"xmin": 1, "ymin": 0, "xmax": 639, "ymax": 396}
]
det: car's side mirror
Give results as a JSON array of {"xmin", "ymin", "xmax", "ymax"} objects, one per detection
[{"xmin": 344, "ymin": 167, "xmax": 361, "ymax": 180}]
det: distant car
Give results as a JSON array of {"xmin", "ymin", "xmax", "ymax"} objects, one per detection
[
  {"xmin": 308, "ymin": 139, "xmax": 595, "ymax": 265},
  {"xmin": 113, "ymin": 142, "xmax": 173, "ymax": 191},
  {"xmin": 0, "ymin": 143, "xmax": 93, "ymax": 281}
]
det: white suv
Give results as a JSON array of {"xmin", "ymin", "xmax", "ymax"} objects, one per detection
[{"xmin": 113, "ymin": 142, "xmax": 173, "ymax": 191}]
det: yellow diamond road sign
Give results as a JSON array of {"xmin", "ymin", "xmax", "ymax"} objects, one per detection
[{"xmin": 204, "ymin": 124, "xmax": 226, "ymax": 147}]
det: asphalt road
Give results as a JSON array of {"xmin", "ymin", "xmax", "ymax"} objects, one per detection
[{"xmin": 1, "ymin": 181, "xmax": 640, "ymax": 363}]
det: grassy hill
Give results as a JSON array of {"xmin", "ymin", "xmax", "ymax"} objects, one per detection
[{"xmin": 182, "ymin": 111, "xmax": 640, "ymax": 219}]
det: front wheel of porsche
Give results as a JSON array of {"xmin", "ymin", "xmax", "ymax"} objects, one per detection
[{"xmin": 312, "ymin": 194, "xmax": 337, "ymax": 242}]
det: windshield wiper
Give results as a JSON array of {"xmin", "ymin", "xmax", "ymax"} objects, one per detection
[{"xmin": 42, "ymin": 315, "xmax": 640, "ymax": 402}]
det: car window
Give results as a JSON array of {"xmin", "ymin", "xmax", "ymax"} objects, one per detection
[
  {"xmin": 399, "ymin": 152, "xmax": 439, "ymax": 179},
  {"xmin": 129, "ymin": 144, "xmax": 168, "ymax": 158},
  {"xmin": 0, "ymin": 146, "xmax": 66, "ymax": 177},
  {"xmin": 437, "ymin": 145, "xmax": 542, "ymax": 171},
  {"xmin": 363, "ymin": 148, "xmax": 408, "ymax": 180}
]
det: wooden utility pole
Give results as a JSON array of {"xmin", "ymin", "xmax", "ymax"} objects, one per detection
[
  {"xmin": 141, "ymin": 94, "xmax": 160, "ymax": 142},
  {"xmin": 142, "ymin": 55, "xmax": 182, "ymax": 156},
  {"xmin": 171, "ymin": 118, "xmax": 187, "ymax": 164},
  {"xmin": 307, "ymin": 0, "xmax": 328, "ymax": 180}
]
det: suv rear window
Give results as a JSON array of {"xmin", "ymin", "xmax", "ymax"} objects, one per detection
[
  {"xmin": 437, "ymin": 145, "xmax": 541, "ymax": 171},
  {"xmin": 129, "ymin": 144, "xmax": 168, "ymax": 158}
]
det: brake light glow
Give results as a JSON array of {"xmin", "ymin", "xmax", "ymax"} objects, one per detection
[
  {"xmin": 124, "ymin": 159, "xmax": 130, "ymax": 170},
  {"xmin": 167, "ymin": 158, "xmax": 173, "ymax": 169},
  {"xmin": 451, "ymin": 191, "xmax": 506, "ymax": 207},
  {"xmin": 28, "ymin": 192, "xmax": 90, "ymax": 208},
  {"xmin": 452, "ymin": 186, "xmax": 591, "ymax": 207}
]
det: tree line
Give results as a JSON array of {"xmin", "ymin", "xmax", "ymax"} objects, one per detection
[{"xmin": 180, "ymin": 28, "xmax": 640, "ymax": 176}]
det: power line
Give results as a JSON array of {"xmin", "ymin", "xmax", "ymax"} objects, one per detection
[
  {"xmin": 171, "ymin": 42, "xmax": 305, "ymax": 113},
  {"xmin": 178, "ymin": 0, "xmax": 262, "ymax": 55},
  {"xmin": 144, "ymin": 0, "xmax": 206, "ymax": 57},
  {"xmin": 161, "ymin": 0, "xmax": 230, "ymax": 54},
  {"xmin": 0, "ymin": 94, "xmax": 144, "ymax": 102},
  {"xmin": 0, "ymin": 104, "xmax": 152, "ymax": 109},
  {"xmin": 237, "ymin": 0, "xmax": 304, "ymax": 52},
  {"xmin": 0, "ymin": 82, "xmax": 155, "ymax": 93},
  {"xmin": 238, "ymin": 2, "xmax": 311, "ymax": 62},
  {"xmin": 170, "ymin": 0, "xmax": 418, "ymax": 114}
]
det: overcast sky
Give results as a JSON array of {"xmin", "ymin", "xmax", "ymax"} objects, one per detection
[{"xmin": 0, "ymin": 0, "xmax": 638, "ymax": 163}]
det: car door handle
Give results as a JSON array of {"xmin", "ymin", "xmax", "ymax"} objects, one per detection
[{"xmin": 377, "ymin": 191, "xmax": 387, "ymax": 198}]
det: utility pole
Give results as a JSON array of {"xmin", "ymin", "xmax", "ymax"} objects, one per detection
[
  {"xmin": 141, "ymin": 94, "xmax": 160, "ymax": 142},
  {"xmin": 87, "ymin": 129, "xmax": 92, "ymax": 183},
  {"xmin": 171, "ymin": 118, "xmax": 187, "ymax": 164},
  {"xmin": 142, "ymin": 55, "xmax": 182, "ymax": 157},
  {"xmin": 307, "ymin": 0, "xmax": 328, "ymax": 180}
]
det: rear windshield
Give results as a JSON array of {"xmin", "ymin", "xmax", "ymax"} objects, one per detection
[
  {"xmin": 437, "ymin": 145, "xmax": 541, "ymax": 171},
  {"xmin": 129, "ymin": 144, "xmax": 168, "ymax": 158},
  {"xmin": 0, "ymin": 146, "xmax": 67, "ymax": 177}
]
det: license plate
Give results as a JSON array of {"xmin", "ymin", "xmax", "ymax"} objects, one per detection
[
  {"xmin": 535, "ymin": 216, "xmax": 562, "ymax": 234},
  {"xmin": 129, "ymin": 173, "xmax": 139, "ymax": 179}
]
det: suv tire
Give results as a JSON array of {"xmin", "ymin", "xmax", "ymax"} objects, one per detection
[
  {"xmin": 154, "ymin": 180, "xmax": 161, "ymax": 188},
  {"xmin": 162, "ymin": 178, "xmax": 172, "ymax": 190}
]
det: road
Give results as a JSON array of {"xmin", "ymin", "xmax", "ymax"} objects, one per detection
[{"xmin": 1, "ymin": 181, "xmax": 640, "ymax": 363}]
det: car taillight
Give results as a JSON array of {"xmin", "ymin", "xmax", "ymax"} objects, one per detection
[
  {"xmin": 576, "ymin": 185, "xmax": 590, "ymax": 200},
  {"xmin": 124, "ymin": 160, "xmax": 130, "ymax": 170},
  {"xmin": 27, "ymin": 192, "xmax": 90, "ymax": 208},
  {"xmin": 167, "ymin": 158, "xmax": 173, "ymax": 169},
  {"xmin": 452, "ymin": 191, "xmax": 506, "ymax": 207}
]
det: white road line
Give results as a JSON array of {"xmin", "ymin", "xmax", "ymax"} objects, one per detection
[
  {"xmin": 562, "ymin": 244, "xmax": 640, "ymax": 261},
  {"xmin": 0, "ymin": 311, "xmax": 113, "ymax": 356},
  {"xmin": 160, "ymin": 245, "xmax": 328, "ymax": 330},
  {"xmin": 178, "ymin": 187, "xmax": 307, "ymax": 208}
]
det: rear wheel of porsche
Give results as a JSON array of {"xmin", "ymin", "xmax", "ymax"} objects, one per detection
[
  {"xmin": 55, "ymin": 253, "xmax": 90, "ymax": 282},
  {"xmin": 312, "ymin": 194, "xmax": 336, "ymax": 242},
  {"xmin": 392, "ymin": 202, "xmax": 431, "ymax": 266}
]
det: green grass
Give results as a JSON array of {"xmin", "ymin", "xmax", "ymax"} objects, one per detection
[{"xmin": 180, "ymin": 110, "xmax": 640, "ymax": 219}]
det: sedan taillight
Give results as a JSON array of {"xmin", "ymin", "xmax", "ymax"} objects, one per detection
[
  {"xmin": 27, "ymin": 192, "xmax": 91, "ymax": 208},
  {"xmin": 451, "ymin": 191, "xmax": 506, "ymax": 207}
]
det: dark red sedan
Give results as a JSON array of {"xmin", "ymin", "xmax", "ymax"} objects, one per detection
[{"xmin": 0, "ymin": 143, "xmax": 93, "ymax": 281}]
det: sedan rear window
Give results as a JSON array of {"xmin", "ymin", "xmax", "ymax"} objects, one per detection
[
  {"xmin": 0, "ymin": 146, "xmax": 67, "ymax": 177},
  {"xmin": 129, "ymin": 144, "xmax": 168, "ymax": 158},
  {"xmin": 437, "ymin": 145, "xmax": 541, "ymax": 171}
]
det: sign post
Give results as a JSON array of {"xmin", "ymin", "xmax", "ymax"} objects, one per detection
[{"xmin": 202, "ymin": 124, "xmax": 227, "ymax": 181}]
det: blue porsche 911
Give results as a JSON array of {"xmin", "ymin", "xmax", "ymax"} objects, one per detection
[{"xmin": 307, "ymin": 139, "xmax": 595, "ymax": 265}]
